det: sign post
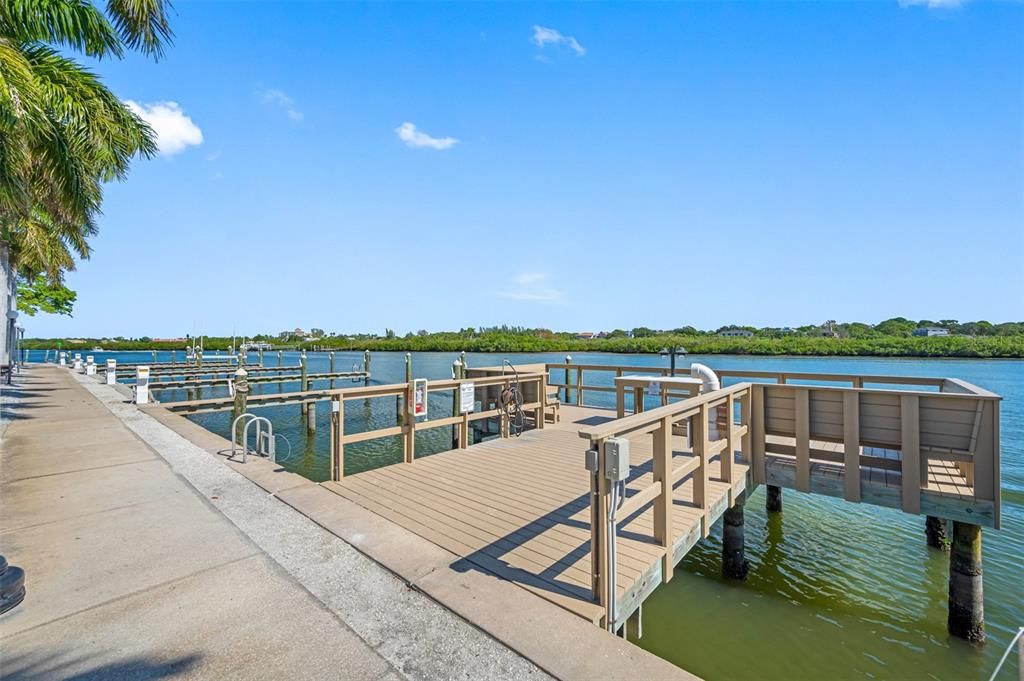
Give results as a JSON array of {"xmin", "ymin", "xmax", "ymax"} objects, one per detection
[{"xmin": 135, "ymin": 366, "xmax": 150, "ymax": 404}]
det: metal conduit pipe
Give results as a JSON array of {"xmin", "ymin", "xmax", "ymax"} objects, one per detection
[{"xmin": 690, "ymin": 362, "xmax": 721, "ymax": 440}]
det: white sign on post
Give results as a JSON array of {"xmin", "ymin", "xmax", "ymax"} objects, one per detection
[
  {"xmin": 647, "ymin": 381, "xmax": 661, "ymax": 396},
  {"xmin": 459, "ymin": 382, "xmax": 476, "ymax": 414},
  {"xmin": 106, "ymin": 359, "xmax": 116, "ymax": 385},
  {"xmin": 85, "ymin": 356, "xmax": 95, "ymax": 375},
  {"xmin": 412, "ymin": 378, "xmax": 428, "ymax": 418}
]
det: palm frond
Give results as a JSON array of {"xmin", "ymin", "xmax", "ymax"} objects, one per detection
[
  {"xmin": 0, "ymin": 0, "xmax": 122, "ymax": 59},
  {"xmin": 105, "ymin": 0, "xmax": 173, "ymax": 59}
]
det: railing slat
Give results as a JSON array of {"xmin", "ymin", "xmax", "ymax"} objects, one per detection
[
  {"xmin": 723, "ymin": 393, "xmax": 735, "ymax": 484},
  {"xmin": 695, "ymin": 405, "xmax": 710, "ymax": 537},
  {"xmin": 652, "ymin": 417, "xmax": 673, "ymax": 582}
]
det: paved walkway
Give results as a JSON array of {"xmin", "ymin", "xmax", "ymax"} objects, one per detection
[{"xmin": 0, "ymin": 367, "xmax": 547, "ymax": 680}]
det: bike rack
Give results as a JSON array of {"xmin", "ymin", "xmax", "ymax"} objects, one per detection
[{"xmin": 230, "ymin": 413, "xmax": 275, "ymax": 464}]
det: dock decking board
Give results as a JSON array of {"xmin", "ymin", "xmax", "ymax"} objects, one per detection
[{"xmin": 322, "ymin": 406, "xmax": 748, "ymax": 627}]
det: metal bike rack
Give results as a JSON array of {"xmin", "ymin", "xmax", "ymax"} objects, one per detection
[{"xmin": 230, "ymin": 413, "xmax": 275, "ymax": 463}]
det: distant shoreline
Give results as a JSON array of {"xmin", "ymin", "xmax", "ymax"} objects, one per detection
[{"xmin": 21, "ymin": 335, "xmax": 1024, "ymax": 359}]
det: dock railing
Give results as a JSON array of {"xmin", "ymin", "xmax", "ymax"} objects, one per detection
[
  {"xmin": 546, "ymin": 362, "xmax": 687, "ymax": 408},
  {"xmin": 575, "ymin": 368, "xmax": 1001, "ymax": 628},
  {"xmin": 577, "ymin": 384, "xmax": 753, "ymax": 629},
  {"xmin": 329, "ymin": 372, "xmax": 547, "ymax": 480}
]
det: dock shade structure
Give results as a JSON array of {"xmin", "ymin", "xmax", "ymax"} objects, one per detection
[{"xmin": 153, "ymin": 361, "xmax": 1000, "ymax": 640}]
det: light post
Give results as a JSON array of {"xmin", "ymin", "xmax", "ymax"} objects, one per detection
[{"xmin": 659, "ymin": 346, "xmax": 686, "ymax": 377}]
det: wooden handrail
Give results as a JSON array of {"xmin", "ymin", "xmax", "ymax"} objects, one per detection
[
  {"xmin": 331, "ymin": 373, "xmax": 547, "ymax": 480},
  {"xmin": 578, "ymin": 384, "xmax": 751, "ymax": 442}
]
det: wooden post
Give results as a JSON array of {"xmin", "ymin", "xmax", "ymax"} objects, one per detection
[
  {"xmin": 452, "ymin": 358, "xmax": 463, "ymax": 449},
  {"xmin": 232, "ymin": 366, "xmax": 248, "ymax": 443},
  {"xmin": 259, "ymin": 347, "xmax": 264, "ymax": 367},
  {"xmin": 652, "ymin": 416, "xmax": 673, "ymax": 581},
  {"xmin": 152, "ymin": 350, "xmax": 157, "ymax": 364},
  {"xmin": 722, "ymin": 491, "xmax": 749, "ymax": 579},
  {"xmin": 277, "ymin": 350, "xmax": 283, "ymax": 368},
  {"xmin": 171, "ymin": 350, "xmax": 176, "ymax": 366},
  {"xmin": 794, "ymin": 387, "xmax": 810, "ymax": 493},
  {"xmin": 563, "ymin": 355, "xmax": 572, "ymax": 404},
  {"xmin": 300, "ymin": 351, "xmax": 308, "ymax": 418},
  {"xmin": 329, "ymin": 351, "xmax": 335, "ymax": 389},
  {"xmin": 330, "ymin": 395, "xmax": 345, "ymax": 480},
  {"xmin": 948, "ymin": 522, "xmax": 984, "ymax": 642},
  {"xmin": 843, "ymin": 391, "xmax": 861, "ymax": 502},
  {"xmin": 197, "ymin": 351, "xmax": 203, "ymax": 370},
  {"xmin": 900, "ymin": 394, "xmax": 922, "ymax": 514},
  {"xmin": 364, "ymin": 349, "xmax": 371, "ymax": 386},
  {"xmin": 397, "ymin": 352, "xmax": 410, "ymax": 425},
  {"xmin": 576, "ymin": 365, "xmax": 584, "ymax": 407}
]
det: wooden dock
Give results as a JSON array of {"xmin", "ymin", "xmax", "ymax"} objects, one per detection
[
  {"xmin": 323, "ymin": 404, "xmax": 747, "ymax": 626},
  {"xmin": 141, "ymin": 361, "xmax": 1002, "ymax": 635}
]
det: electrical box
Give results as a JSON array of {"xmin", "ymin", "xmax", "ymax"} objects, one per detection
[
  {"xmin": 604, "ymin": 437, "xmax": 630, "ymax": 482},
  {"xmin": 584, "ymin": 448, "xmax": 599, "ymax": 473}
]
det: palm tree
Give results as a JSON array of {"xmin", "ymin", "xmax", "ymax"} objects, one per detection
[{"xmin": 0, "ymin": 0, "xmax": 172, "ymax": 366}]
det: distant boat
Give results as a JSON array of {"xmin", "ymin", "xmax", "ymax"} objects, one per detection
[{"xmin": 92, "ymin": 346, "xmax": 103, "ymax": 351}]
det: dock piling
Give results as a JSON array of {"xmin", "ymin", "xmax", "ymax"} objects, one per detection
[
  {"xmin": 948, "ymin": 521, "xmax": 984, "ymax": 643},
  {"xmin": 926, "ymin": 515, "xmax": 950, "ymax": 550},
  {"xmin": 278, "ymin": 350, "xmax": 283, "ymax": 368},
  {"xmin": 330, "ymin": 351, "xmax": 335, "ymax": 389},
  {"xmin": 766, "ymin": 485, "xmax": 782, "ymax": 513},
  {"xmin": 564, "ymin": 355, "xmax": 572, "ymax": 403},
  {"xmin": 722, "ymin": 492, "xmax": 749, "ymax": 580},
  {"xmin": 364, "ymin": 350, "xmax": 371, "ymax": 387}
]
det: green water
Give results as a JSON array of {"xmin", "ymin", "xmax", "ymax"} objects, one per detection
[{"xmin": 36, "ymin": 350, "xmax": 1022, "ymax": 679}]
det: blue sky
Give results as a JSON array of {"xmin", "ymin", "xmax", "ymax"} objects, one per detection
[{"xmin": 30, "ymin": 1, "xmax": 1024, "ymax": 337}]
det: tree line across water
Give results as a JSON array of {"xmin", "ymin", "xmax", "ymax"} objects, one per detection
[{"xmin": 22, "ymin": 318, "xmax": 1024, "ymax": 358}]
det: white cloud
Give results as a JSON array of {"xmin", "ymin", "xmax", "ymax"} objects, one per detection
[
  {"xmin": 898, "ymin": 0, "xmax": 964, "ymax": 7},
  {"xmin": 498, "ymin": 272, "xmax": 564, "ymax": 303},
  {"xmin": 395, "ymin": 122, "xmax": 458, "ymax": 150},
  {"xmin": 532, "ymin": 25, "xmax": 586, "ymax": 57},
  {"xmin": 124, "ymin": 101, "xmax": 202, "ymax": 156},
  {"xmin": 257, "ymin": 88, "xmax": 304, "ymax": 122}
]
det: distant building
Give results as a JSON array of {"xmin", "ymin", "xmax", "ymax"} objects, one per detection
[
  {"xmin": 719, "ymin": 329, "xmax": 753, "ymax": 338},
  {"xmin": 913, "ymin": 327, "xmax": 949, "ymax": 337},
  {"xmin": 576, "ymin": 332, "xmax": 595, "ymax": 340},
  {"xmin": 153, "ymin": 337, "xmax": 187, "ymax": 343}
]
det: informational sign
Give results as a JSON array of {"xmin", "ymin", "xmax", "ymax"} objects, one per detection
[
  {"xmin": 647, "ymin": 380, "xmax": 661, "ymax": 396},
  {"xmin": 459, "ymin": 382, "xmax": 476, "ymax": 414},
  {"xmin": 412, "ymin": 378, "xmax": 428, "ymax": 418},
  {"xmin": 106, "ymin": 359, "xmax": 116, "ymax": 385}
]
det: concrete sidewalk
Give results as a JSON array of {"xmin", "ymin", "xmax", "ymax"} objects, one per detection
[{"xmin": 0, "ymin": 367, "xmax": 546, "ymax": 680}]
